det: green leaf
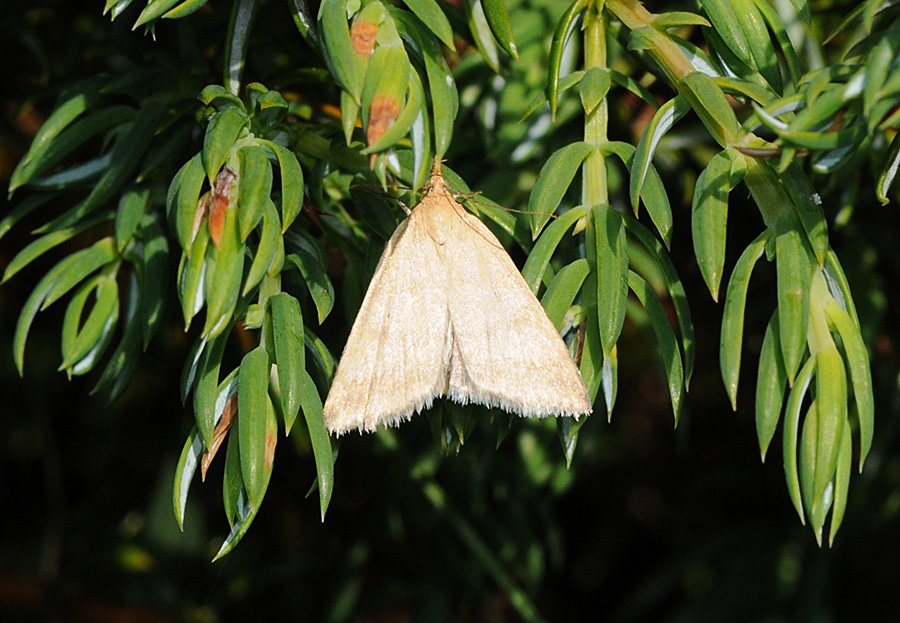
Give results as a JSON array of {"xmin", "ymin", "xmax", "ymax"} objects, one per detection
[
  {"xmin": 602, "ymin": 140, "xmax": 674, "ymax": 250},
  {"xmin": 579, "ymin": 67, "xmax": 611, "ymax": 118},
  {"xmin": 238, "ymin": 347, "xmax": 275, "ymax": 508},
  {"xmin": 521, "ymin": 206, "xmax": 587, "ymax": 292},
  {"xmin": 720, "ymin": 231, "xmax": 769, "ymax": 410},
  {"xmin": 92, "ymin": 272, "xmax": 143, "ymax": 401},
  {"xmin": 237, "ymin": 144, "xmax": 272, "ymax": 241},
  {"xmin": 222, "ymin": 430, "xmax": 242, "ymax": 527},
  {"xmin": 653, "ymin": 11, "xmax": 711, "ymax": 28},
  {"xmin": 780, "ymin": 163, "xmax": 828, "ymax": 265},
  {"xmin": 67, "ymin": 98, "xmax": 168, "ymax": 224},
  {"xmin": 540, "ymin": 259, "xmax": 589, "ymax": 332},
  {"xmin": 800, "ymin": 399, "xmax": 824, "ymax": 542},
  {"xmin": 177, "ymin": 226, "xmax": 211, "ymax": 328},
  {"xmin": 286, "ymin": 244, "xmax": 335, "ymax": 324},
  {"xmin": 13, "ymin": 251, "xmax": 99, "ymax": 375},
  {"xmin": 629, "ymin": 271, "xmax": 684, "ymax": 424},
  {"xmin": 270, "ymin": 293, "xmax": 305, "ymax": 434},
  {"xmin": 202, "ymin": 106, "xmax": 248, "ymax": 183},
  {"xmin": 824, "ymin": 299, "xmax": 873, "ymax": 471},
  {"xmin": 631, "ymin": 95, "xmax": 690, "ymax": 213},
  {"xmin": 548, "ymin": 0, "xmax": 589, "ymax": 118},
  {"xmin": 578, "ymin": 277, "xmax": 606, "ymax": 412},
  {"xmin": 297, "ymin": 372, "xmax": 334, "ymax": 520},
  {"xmin": 678, "ymin": 71, "xmax": 742, "ymax": 144},
  {"xmin": 391, "ymin": 7, "xmax": 459, "ymax": 158},
  {"xmin": 775, "ymin": 220, "xmax": 813, "ymax": 384},
  {"xmin": 260, "ymin": 140, "xmax": 304, "ymax": 232},
  {"xmin": 464, "ymin": 0, "xmax": 500, "ymax": 72},
  {"xmin": 134, "ymin": 0, "xmax": 182, "ymax": 27},
  {"xmin": 3, "ymin": 211, "xmax": 114, "ymax": 283},
  {"xmin": 399, "ymin": 0, "xmax": 455, "ymax": 49},
  {"xmin": 243, "ymin": 200, "xmax": 281, "ymax": 296},
  {"xmin": 751, "ymin": 0, "xmax": 802, "ymax": 84},
  {"xmin": 173, "ymin": 427, "xmax": 204, "ymax": 530},
  {"xmin": 590, "ymin": 204, "xmax": 628, "ymax": 359},
  {"xmin": 863, "ymin": 18, "xmax": 900, "ymax": 126},
  {"xmin": 623, "ymin": 215, "xmax": 696, "ymax": 388},
  {"xmin": 319, "ymin": 0, "xmax": 364, "ymax": 101},
  {"xmin": 876, "ymin": 129, "xmax": 900, "ymax": 204},
  {"xmin": 828, "ymin": 417, "xmax": 853, "ymax": 545},
  {"xmin": 140, "ymin": 216, "xmax": 169, "ymax": 348},
  {"xmin": 192, "ymin": 332, "xmax": 230, "ymax": 447},
  {"xmin": 41, "ymin": 237, "xmax": 118, "ymax": 310},
  {"xmin": 9, "ymin": 105, "xmax": 135, "ymax": 193},
  {"xmin": 115, "ymin": 187, "xmax": 150, "ymax": 252},
  {"xmin": 59, "ymin": 273, "xmax": 120, "ymax": 371},
  {"xmin": 812, "ymin": 345, "xmax": 847, "ymax": 516},
  {"xmin": 783, "ymin": 356, "xmax": 816, "ymax": 523},
  {"xmin": 528, "ymin": 142, "xmax": 594, "ymax": 237},
  {"xmin": 482, "ymin": 0, "xmax": 518, "ymax": 59},
  {"xmin": 198, "ymin": 84, "xmax": 245, "ymax": 109},
  {"xmin": 692, "ymin": 149, "xmax": 745, "ymax": 300},
  {"xmin": 755, "ymin": 311, "xmax": 787, "ymax": 462},
  {"xmin": 9, "ymin": 90, "xmax": 100, "ymax": 195},
  {"xmin": 162, "ymin": 0, "xmax": 209, "ymax": 19},
  {"xmin": 224, "ymin": 0, "xmax": 259, "ymax": 96},
  {"xmin": 202, "ymin": 204, "xmax": 245, "ymax": 338},
  {"xmin": 212, "ymin": 492, "xmax": 260, "ymax": 560},
  {"xmin": 169, "ymin": 153, "xmax": 207, "ymax": 252},
  {"xmin": 699, "ymin": 0, "xmax": 754, "ymax": 71}
]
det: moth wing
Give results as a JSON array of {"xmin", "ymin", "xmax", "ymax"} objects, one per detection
[
  {"xmin": 440, "ymin": 199, "xmax": 591, "ymax": 417},
  {"xmin": 322, "ymin": 210, "xmax": 451, "ymax": 435}
]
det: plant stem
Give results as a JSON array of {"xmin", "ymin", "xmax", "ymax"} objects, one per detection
[{"xmin": 582, "ymin": 2, "xmax": 608, "ymax": 207}]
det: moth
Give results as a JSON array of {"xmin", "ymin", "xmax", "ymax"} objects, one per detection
[{"xmin": 322, "ymin": 163, "xmax": 592, "ymax": 435}]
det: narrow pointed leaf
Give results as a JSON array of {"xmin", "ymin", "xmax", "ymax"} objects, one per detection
[
  {"xmin": 720, "ymin": 231, "xmax": 769, "ymax": 410},
  {"xmin": 528, "ymin": 142, "xmax": 594, "ymax": 237},
  {"xmin": 540, "ymin": 259, "xmax": 590, "ymax": 331},
  {"xmin": 756, "ymin": 311, "xmax": 787, "ymax": 461},
  {"xmin": 629, "ymin": 271, "xmax": 684, "ymax": 424},
  {"xmin": 783, "ymin": 356, "xmax": 816, "ymax": 523},
  {"xmin": 173, "ymin": 427, "xmax": 204, "ymax": 530},
  {"xmin": 824, "ymin": 299, "xmax": 873, "ymax": 470},
  {"xmin": 140, "ymin": 216, "xmax": 170, "ymax": 348},
  {"xmin": 238, "ymin": 347, "xmax": 274, "ymax": 508},
  {"xmin": 623, "ymin": 215, "xmax": 696, "ymax": 387},
  {"xmin": 399, "ymin": 0, "xmax": 454, "ymax": 49},
  {"xmin": 776, "ymin": 221, "xmax": 812, "ymax": 384},
  {"xmin": 3, "ymin": 212, "xmax": 114, "ymax": 283},
  {"xmin": 828, "ymin": 417, "xmax": 853, "ymax": 545},
  {"xmin": 202, "ymin": 106, "xmax": 249, "ymax": 183},
  {"xmin": 260, "ymin": 140, "xmax": 304, "ymax": 232},
  {"xmin": 286, "ymin": 247, "xmax": 334, "ymax": 324},
  {"xmin": 237, "ymin": 144, "xmax": 272, "ymax": 241},
  {"xmin": 297, "ymin": 371, "xmax": 333, "ymax": 520},
  {"xmin": 270, "ymin": 293, "xmax": 305, "ymax": 434},
  {"xmin": 692, "ymin": 150, "xmax": 741, "ymax": 300},
  {"xmin": 813, "ymin": 345, "xmax": 847, "ymax": 511},
  {"xmin": 521, "ymin": 206, "xmax": 587, "ymax": 292}
]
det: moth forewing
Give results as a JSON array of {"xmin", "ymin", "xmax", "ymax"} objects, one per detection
[
  {"xmin": 439, "ymin": 196, "xmax": 591, "ymax": 417},
  {"xmin": 322, "ymin": 210, "xmax": 452, "ymax": 434},
  {"xmin": 322, "ymin": 166, "xmax": 592, "ymax": 436}
]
